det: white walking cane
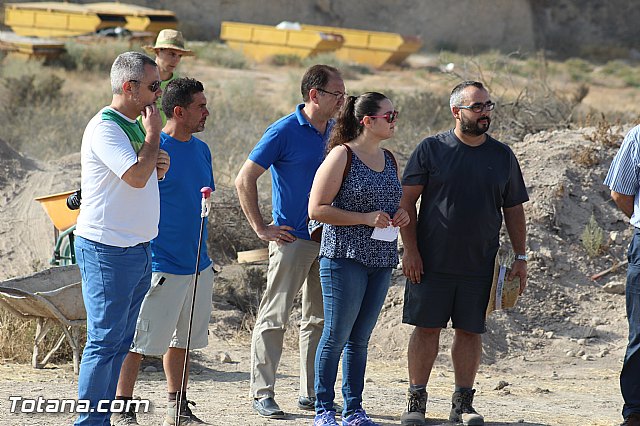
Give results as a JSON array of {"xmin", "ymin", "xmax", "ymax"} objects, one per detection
[{"xmin": 176, "ymin": 186, "xmax": 212, "ymax": 426}]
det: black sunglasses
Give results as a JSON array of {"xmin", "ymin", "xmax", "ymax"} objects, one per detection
[
  {"xmin": 364, "ymin": 110, "xmax": 399, "ymax": 124},
  {"xmin": 129, "ymin": 79, "xmax": 161, "ymax": 92}
]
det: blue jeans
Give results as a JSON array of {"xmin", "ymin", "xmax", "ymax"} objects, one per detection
[
  {"xmin": 74, "ymin": 236, "xmax": 152, "ymax": 426},
  {"xmin": 623, "ymin": 229, "xmax": 640, "ymax": 419},
  {"xmin": 314, "ymin": 257, "xmax": 391, "ymax": 416}
]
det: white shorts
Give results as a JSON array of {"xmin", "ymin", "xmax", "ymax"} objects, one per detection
[{"xmin": 130, "ymin": 267, "xmax": 214, "ymax": 355}]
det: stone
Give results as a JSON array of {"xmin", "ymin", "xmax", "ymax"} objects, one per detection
[
  {"xmin": 143, "ymin": 366, "xmax": 158, "ymax": 373},
  {"xmin": 603, "ymin": 281, "xmax": 626, "ymax": 295},
  {"xmin": 494, "ymin": 380, "xmax": 510, "ymax": 390},
  {"xmin": 218, "ymin": 352, "xmax": 233, "ymax": 363}
]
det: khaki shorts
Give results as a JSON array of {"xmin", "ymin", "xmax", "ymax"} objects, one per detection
[{"xmin": 130, "ymin": 267, "xmax": 214, "ymax": 355}]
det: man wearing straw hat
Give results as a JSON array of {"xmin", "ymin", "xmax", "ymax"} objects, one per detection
[
  {"xmin": 399, "ymin": 81, "xmax": 529, "ymax": 426},
  {"xmin": 143, "ymin": 29, "xmax": 195, "ymax": 125}
]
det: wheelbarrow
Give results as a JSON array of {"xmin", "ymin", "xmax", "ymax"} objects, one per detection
[
  {"xmin": 0, "ymin": 265, "xmax": 85, "ymax": 373},
  {"xmin": 34, "ymin": 190, "xmax": 80, "ymax": 266}
]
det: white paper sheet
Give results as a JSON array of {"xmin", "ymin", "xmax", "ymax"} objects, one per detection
[{"xmin": 371, "ymin": 226, "xmax": 399, "ymax": 242}]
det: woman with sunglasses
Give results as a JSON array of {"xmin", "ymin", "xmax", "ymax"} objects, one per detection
[{"xmin": 308, "ymin": 92, "xmax": 409, "ymax": 426}]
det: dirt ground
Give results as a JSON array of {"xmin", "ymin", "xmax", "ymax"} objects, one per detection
[
  {"xmin": 0, "ymin": 60, "xmax": 635, "ymax": 425},
  {"xmin": 0, "ymin": 280, "xmax": 626, "ymax": 426}
]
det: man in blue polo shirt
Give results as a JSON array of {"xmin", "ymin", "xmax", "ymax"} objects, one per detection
[{"xmin": 235, "ymin": 64, "xmax": 345, "ymax": 419}]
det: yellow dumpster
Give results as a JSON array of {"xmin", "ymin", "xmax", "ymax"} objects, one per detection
[
  {"xmin": 4, "ymin": 2, "xmax": 126, "ymax": 38},
  {"xmin": 85, "ymin": 3, "xmax": 177, "ymax": 34},
  {"xmin": 0, "ymin": 30, "xmax": 66, "ymax": 59},
  {"xmin": 220, "ymin": 21, "xmax": 344, "ymax": 63},
  {"xmin": 301, "ymin": 24, "xmax": 422, "ymax": 68}
]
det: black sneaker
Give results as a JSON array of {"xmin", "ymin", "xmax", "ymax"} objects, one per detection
[
  {"xmin": 449, "ymin": 389, "xmax": 484, "ymax": 425},
  {"xmin": 400, "ymin": 388, "xmax": 427, "ymax": 426}
]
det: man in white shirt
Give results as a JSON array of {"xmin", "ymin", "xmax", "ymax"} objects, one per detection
[{"xmin": 73, "ymin": 51, "xmax": 170, "ymax": 426}]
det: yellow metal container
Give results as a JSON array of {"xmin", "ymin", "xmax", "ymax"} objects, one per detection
[
  {"xmin": 0, "ymin": 30, "xmax": 66, "ymax": 59},
  {"xmin": 220, "ymin": 21, "xmax": 343, "ymax": 63},
  {"xmin": 301, "ymin": 24, "xmax": 422, "ymax": 68},
  {"xmin": 4, "ymin": 2, "xmax": 126, "ymax": 38},
  {"xmin": 35, "ymin": 190, "xmax": 79, "ymax": 232},
  {"xmin": 85, "ymin": 3, "xmax": 177, "ymax": 34}
]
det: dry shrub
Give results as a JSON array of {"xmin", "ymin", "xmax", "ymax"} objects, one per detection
[
  {"xmin": 201, "ymin": 78, "xmax": 283, "ymax": 187},
  {"xmin": 385, "ymin": 89, "xmax": 452, "ymax": 164},
  {"xmin": 206, "ymin": 187, "xmax": 268, "ymax": 263},
  {"xmin": 0, "ymin": 308, "xmax": 84, "ymax": 365},
  {"xmin": 585, "ymin": 115, "xmax": 624, "ymax": 148},
  {"xmin": 490, "ymin": 81, "xmax": 582, "ymax": 144},
  {"xmin": 0, "ymin": 58, "xmax": 109, "ymax": 160},
  {"xmin": 440, "ymin": 51, "xmax": 586, "ymax": 144},
  {"xmin": 215, "ymin": 266, "xmax": 266, "ymax": 332},
  {"xmin": 572, "ymin": 145, "xmax": 600, "ymax": 167}
]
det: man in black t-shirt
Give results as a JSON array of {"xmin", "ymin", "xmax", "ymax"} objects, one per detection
[{"xmin": 399, "ymin": 81, "xmax": 529, "ymax": 426}]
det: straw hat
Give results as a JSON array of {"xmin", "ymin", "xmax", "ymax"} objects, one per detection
[
  {"xmin": 486, "ymin": 257, "xmax": 521, "ymax": 317},
  {"xmin": 143, "ymin": 29, "xmax": 194, "ymax": 56}
]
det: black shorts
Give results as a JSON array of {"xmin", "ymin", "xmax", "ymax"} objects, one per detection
[{"xmin": 402, "ymin": 272, "xmax": 492, "ymax": 334}]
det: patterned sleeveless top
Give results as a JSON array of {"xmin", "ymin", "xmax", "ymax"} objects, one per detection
[{"xmin": 320, "ymin": 148, "xmax": 402, "ymax": 267}]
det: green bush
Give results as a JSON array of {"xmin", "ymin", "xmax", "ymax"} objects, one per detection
[
  {"xmin": 271, "ymin": 54, "xmax": 302, "ymax": 67},
  {"xmin": 565, "ymin": 58, "xmax": 594, "ymax": 82},
  {"xmin": 582, "ymin": 214, "xmax": 605, "ymax": 258},
  {"xmin": 0, "ymin": 57, "xmax": 109, "ymax": 159},
  {"xmin": 61, "ymin": 40, "xmax": 141, "ymax": 73},
  {"xmin": 192, "ymin": 42, "xmax": 248, "ymax": 69},
  {"xmin": 302, "ymin": 53, "xmax": 373, "ymax": 79}
]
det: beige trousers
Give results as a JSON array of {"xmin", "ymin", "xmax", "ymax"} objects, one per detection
[{"xmin": 250, "ymin": 238, "xmax": 324, "ymax": 399}]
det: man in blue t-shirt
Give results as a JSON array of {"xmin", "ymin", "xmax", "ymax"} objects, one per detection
[
  {"xmin": 113, "ymin": 78, "xmax": 214, "ymax": 426},
  {"xmin": 235, "ymin": 64, "xmax": 345, "ymax": 419},
  {"xmin": 400, "ymin": 81, "xmax": 529, "ymax": 426}
]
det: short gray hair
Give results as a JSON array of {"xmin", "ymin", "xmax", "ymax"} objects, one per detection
[
  {"xmin": 110, "ymin": 51, "xmax": 157, "ymax": 94},
  {"xmin": 450, "ymin": 81, "xmax": 485, "ymax": 109}
]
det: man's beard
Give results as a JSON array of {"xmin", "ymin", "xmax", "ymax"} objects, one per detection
[{"xmin": 460, "ymin": 115, "xmax": 491, "ymax": 136}]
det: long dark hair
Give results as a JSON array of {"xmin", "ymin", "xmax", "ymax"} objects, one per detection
[{"xmin": 327, "ymin": 91, "xmax": 388, "ymax": 152}]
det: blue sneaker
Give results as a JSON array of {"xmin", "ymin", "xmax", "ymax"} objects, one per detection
[
  {"xmin": 341, "ymin": 409, "xmax": 379, "ymax": 426},
  {"xmin": 314, "ymin": 410, "xmax": 339, "ymax": 426}
]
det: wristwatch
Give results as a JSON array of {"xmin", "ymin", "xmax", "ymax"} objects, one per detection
[{"xmin": 515, "ymin": 254, "xmax": 528, "ymax": 262}]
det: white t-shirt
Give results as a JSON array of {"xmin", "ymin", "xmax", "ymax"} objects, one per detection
[{"xmin": 75, "ymin": 107, "xmax": 160, "ymax": 247}]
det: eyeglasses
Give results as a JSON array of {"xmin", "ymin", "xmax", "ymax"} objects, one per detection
[
  {"xmin": 364, "ymin": 110, "xmax": 399, "ymax": 124},
  {"xmin": 129, "ymin": 79, "xmax": 161, "ymax": 92},
  {"xmin": 316, "ymin": 88, "xmax": 348, "ymax": 100},
  {"xmin": 457, "ymin": 101, "xmax": 495, "ymax": 113}
]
